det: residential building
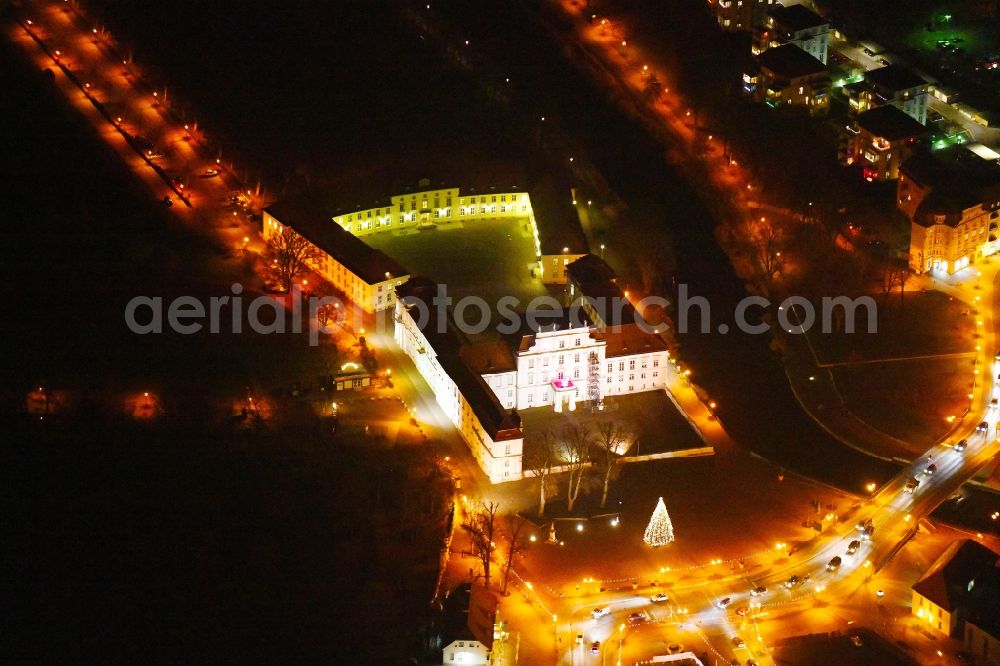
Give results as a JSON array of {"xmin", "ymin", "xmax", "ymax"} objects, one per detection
[
  {"xmin": 438, "ymin": 583, "xmax": 498, "ymax": 666},
  {"xmin": 844, "ymin": 65, "xmax": 930, "ymax": 125},
  {"xmin": 754, "ymin": 3, "xmax": 829, "ymax": 64},
  {"xmin": 394, "ymin": 277, "xmax": 524, "ymax": 484},
  {"xmin": 839, "ymin": 105, "xmax": 927, "ymax": 181},
  {"xmin": 911, "ymin": 539, "xmax": 1000, "ymax": 665},
  {"xmin": 745, "ymin": 43, "xmax": 830, "ymax": 114},
  {"xmin": 901, "ymin": 145, "xmax": 1000, "ymax": 273},
  {"xmin": 263, "ymin": 197, "xmax": 409, "ymax": 313},
  {"xmin": 706, "ymin": 0, "xmax": 773, "ymax": 32}
]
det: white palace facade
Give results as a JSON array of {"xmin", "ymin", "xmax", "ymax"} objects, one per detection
[
  {"xmin": 394, "ymin": 254, "xmax": 670, "ymax": 484},
  {"xmin": 264, "ymin": 181, "xmax": 668, "ymax": 484},
  {"xmin": 333, "ymin": 178, "xmax": 589, "ymax": 285}
]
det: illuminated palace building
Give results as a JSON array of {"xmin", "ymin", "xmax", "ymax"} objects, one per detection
[
  {"xmin": 267, "ymin": 179, "xmax": 673, "ymax": 483},
  {"xmin": 262, "ymin": 178, "xmax": 588, "ymax": 313},
  {"xmin": 395, "ymin": 255, "xmax": 669, "ymax": 484}
]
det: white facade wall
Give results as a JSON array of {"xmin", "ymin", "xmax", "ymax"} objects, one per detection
[
  {"xmin": 603, "ymin": 351, "xmax": 669, "ymax": 396},
  {"xmin": 394, "ymin": 302, "xmax": 523, "ymax": 483},
  {"xmin": 442, "ymin": 640, "xmax": 489, "ymax": 665},
  {"xmin": 515, "ymin": 326, "xmax": 604, "ymax": 410},
  {"xmin": 480, "ymin": 327, "xmax": 671, "ymax": 410}
]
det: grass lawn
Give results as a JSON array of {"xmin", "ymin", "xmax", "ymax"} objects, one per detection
[
  {"xmin": 807, "ymin": 290, "xmax": 976, "ymax": 365},
  {"xmin": 362, "ymin": 216, "xmax": 547, "ymax": 308},
  {"xmin": 830, "ymin": 356, "xmax": 973, "ymax": 449}
]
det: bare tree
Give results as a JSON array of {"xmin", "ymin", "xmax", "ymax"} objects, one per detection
[
  {"xmin": 462, "ymin": 501, "xmax": 499, "ymax": 589},
  {"xmin": 562, "ymin": 425, "xmax": 592, "ymax": 513},
  {"xmin": 499, "ymin": 514, "xmax": 531, "ymax": 595},
  {"xmin": 897, "ymin": 266, "xmax": 913, "ymax": 308},
  {"xmin": 523, "ymin": 429, "xmax": 559, "ymax": 517},
  {"xmin": 268, "ymin": 229, "xmax": 321, "ymax": 292},
  {"xmin": 593, "ymin": 421, "xmax": 630, "ymax": 509},
  {"xmin": 745, "ymin": 217, "xmax": 786, "ymax": 293},
  {"xmin": 642, "ymin": 73, "xmax": 663, "ymax": 103}
]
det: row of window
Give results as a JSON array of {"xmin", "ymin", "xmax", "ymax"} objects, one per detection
[{"xmin": 339, "ymin": 193, "xmax": 528, "ymax": 223}]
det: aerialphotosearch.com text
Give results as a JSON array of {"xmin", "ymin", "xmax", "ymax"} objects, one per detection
[{"xmin": 124, "ymin": 283, "xmax": 878, "ymax": 346}]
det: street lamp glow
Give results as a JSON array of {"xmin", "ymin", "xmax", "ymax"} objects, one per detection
[
  {"xmin": 866, "ymin": 482, "xmax": 877, "ymax": 493},
  {"xmin": 576, "ymin": 523, "xmax": 584, "ymax": 532}
]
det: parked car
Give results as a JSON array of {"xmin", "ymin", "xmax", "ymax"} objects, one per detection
[
  {"xmin": 575, "ymin": 633, "xmax": 584, "ymax": 644},
  {"xmin": 735, "ymin": 606, "xmax": 748, "ymax": 617},
  {"xmin": 667, "ymin": 643, "xmax": 684, "ymax": 654},
  {"xmin": 650, "ymin": 592, "xmax": 669, "ymax": 603},
  {"xmin": 591, "ymin": 607, "xmax": 610, "ymax": 620},
  {"xmin": 827, "ymin": 556, "xmax": 842, "ymax": 571},
  {"xmin": 847, "ymin": 539, "xmax": 861, "ymax": 555},
  {"xmin": 732, "ymin": 636, "xmax": 745, "ymax": 648},
  {"xmin": 161, "ymin": 195, "xmax": 173, "ymax": 207},
  {"xmin": 850, "ymin": 634, "xmax": 863, "ymax": 647},
  {"xmin": 591, "ymin": 641, "xmax": 600, "ymax": 654},
  {"xmin": 750, "ymin": 585, "xmax": 767, "ymax": 596}
]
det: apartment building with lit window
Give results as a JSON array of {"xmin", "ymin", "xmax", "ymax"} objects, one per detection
[
  {"xmin": 901, "ymin": 145, "xmax": 1000, "ymax": 274},
  {"xmin": 844, "ymin": 64, "xmax": 930, "ymax": 125},
  {"xmin": 707, "ymin": 0, "xmax": 773, "ymax": 32},
  {"xmin": 839, "ymin": 105, "xmax": 927, "ymax": 181},
  {"xmin": 263, "ymin": 198, "xmax": 409, "ymax": 313},
  {"xmin": 745, "ymin": 43, "xmax": 830, "ymax": 114},
  {"xmin": 753, "ymin": 3, "xmax": 829, "ymax": 64},
  {"xmin": 911, "ymin": 539, "xmax": 1000, "ymax": 665}
]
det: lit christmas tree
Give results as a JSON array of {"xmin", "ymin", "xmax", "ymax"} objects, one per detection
[{"xmin": 643, "ymin": 497, "xmax": 675, "ymax": 547}]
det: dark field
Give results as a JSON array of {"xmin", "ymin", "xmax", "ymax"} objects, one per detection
[{"xmin": 0, "ymin": 27, "xmax": 448, "ymax": 663}]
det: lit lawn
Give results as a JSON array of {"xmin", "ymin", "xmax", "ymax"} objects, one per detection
[
  {"xmin": 514, "ymin": 448, "xmax": 856, "ymax": 591},
  {"xmin": 901, "ymin": 17, "xmax": 999, "ymax": 60},
  {"xmin": 830, "ymin": 357, "xmax": 973, "ymax": 450},
  {"xmin": 807, "ymin": 290, "xmax": 976, "ymax": 365},
  {"xmin": 362, "ymin": 216, "xmax": 548, "ymax": 307}
]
